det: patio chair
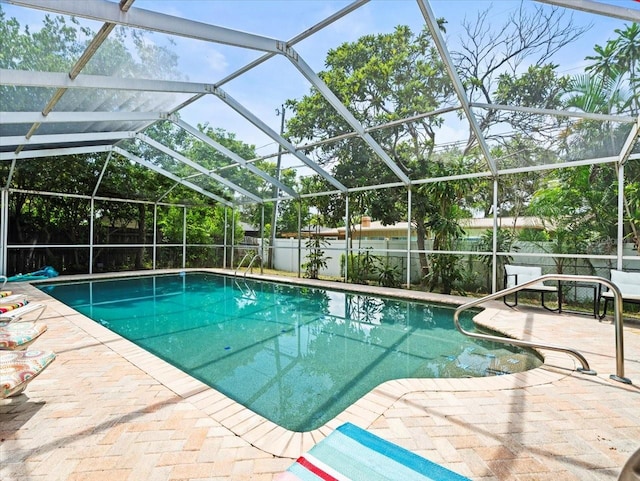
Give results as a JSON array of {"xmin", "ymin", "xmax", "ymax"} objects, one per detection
[
  {"xmin": 597, "ymin": 270, "xmax": 640, "ymax": 319},
  {"xmin": 1, "ymin": 349, "xmax": 56, "ymax": 398},
  {"xmin": 0, "ymin": 275, "xmax": 6, "ymax": 290},
  {"xmin": 503, "ymin": 265, "xmax": 559, "ymax": 311},
  {"xmin": 0, "ymin": 322, "xmax": 48, "ymax": 350},
  {"xmin": 0, "ymin": 302, "xmax": 47, "ymax": 324}
]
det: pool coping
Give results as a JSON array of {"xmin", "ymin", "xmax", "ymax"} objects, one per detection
[{"xmin": 23, "ymin": 268, "xmax": 578, "ymax": 458}]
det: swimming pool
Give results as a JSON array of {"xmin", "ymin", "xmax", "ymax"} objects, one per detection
[{"xmin": 39, "ymin": 272, "xmax": 542, "ymax": 431}]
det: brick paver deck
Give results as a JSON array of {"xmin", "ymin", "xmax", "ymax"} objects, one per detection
[{"xmin": 1, "ymin": 270, "xmax": 638, "ymax": 480}]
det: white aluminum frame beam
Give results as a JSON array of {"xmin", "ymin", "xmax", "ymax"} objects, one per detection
[
  {"xmin": 6, "ymin": 1, "xmax": 370, "ymax": 192},
  {"xmin": 535, "ymin": 0, "xmax": 640, "ymax": 22},
  {"xmin": 294, "ymin": 105, "xmax": 463, "ymax": 153},
  {"xmin": 618, "ymin": 116, "xmax": 640, "ymax": 166},
  {"xmin": 415, "ymin": 0, "xmax": 498, "ymax": 176},
  {"xmin": 2, "ymin": 111, "xmax": 167, "ymax": 124},
  {"xmin": 0, "ymin": 68, "xmax": 217, "ymax": 95},
  {"xmin": 8, "ymin": 186, "xmax": 193, "ymax": 207},
  {"xmin": 92, "ymin": 151, "xmax": 112, "ymax": 197},
  {"xmin": 10, "ymin": 0, "xmax": 136, "ymax": 155},
  {"xmin": 3, "ymin": 160, "xmax": 16, "ymax": 188},
  {"xmin": 1, "ymin": 131, "xmax": 134, "ymax": 148},
  {"xmin": 136, "ymin": 133, "xmax": 263, "ymax": 203},
  {"xmin": 470, "ymin": 103, "xmax": 637, "ymax": 124},
  {"xmin": 0, "ymin": 145, "xmax": 113, "ymax": 161},
  {"xmin": 7, "ymin": 0, "xmax": 283, "ymax": 53},
  {"xmin": 0, "ymin": 189, "xmax": 8, "ymax": 275},
  {"xmin": 112, "ymin": 146, "xmax": 232, "ymax": 207},
  {"xmin": 172, "ymin": 119, "xmax": 299, "ymax": 199},
  {"xmin": 210, "ymin": 87, "xmax": 347, "ymax": 192}
]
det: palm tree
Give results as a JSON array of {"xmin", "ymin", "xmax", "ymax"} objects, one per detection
[
  {"xmin": 612, "ymin": 23, "xmax": 639, "ymax": 113},
  {"xmin": 564, "ymin": 70, "xmax": 631, "ymax": 157},
  {"xmin": 562, "ymin": 24, "xmax": 640, "ymax": 253},
  {"xmin": 565, "ymin": 70, "xmax": 630, "ymax": 114},
  {"xmin": 585, "ymin": 41, "xmax": 619, "ymax": 79},
  {"xmin": 585, "ymin": 23, "xmax": 640, "ymax": 115}
]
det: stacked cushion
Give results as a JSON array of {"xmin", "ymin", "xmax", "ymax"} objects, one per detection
[
  {"xmin": 0, "ymin": 322, "xmax": 48, "ymax": 350},
  {"xmin": 1, "ymin": 350, "xmax": 56, "ymax": 397}
]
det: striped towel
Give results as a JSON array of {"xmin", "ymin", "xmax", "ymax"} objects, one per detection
[
  {"xmin": 0, "ymin": 291, "xmax": 12, "ymax": 298},
  {"xmin": 276, "ymin": 423, "xmax": 471, "ymax": 481}
]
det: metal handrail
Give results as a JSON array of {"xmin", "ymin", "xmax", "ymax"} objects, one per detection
[
  {"xmin": 243, "ymin": 254, "xmax": 262, "ymax": 278},
  {"xmin": 234, "ymin": 251, "xmax": 254, "ymax": 276},
  {"xmin": 453, "ymin": 274, "xmax": 631, "ymax": 384}
]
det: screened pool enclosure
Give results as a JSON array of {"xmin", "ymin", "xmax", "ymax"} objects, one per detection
[{"xmin": 1, "ymin": 0, "xmax": 639, "ymax": 296}]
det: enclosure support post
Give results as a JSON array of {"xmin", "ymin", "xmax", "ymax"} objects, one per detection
[
  {"xmin": 231, "ymin": 205, "xmax": 235, "ymax": 269},
  {"xmin": 88, "ymin": 151, "xmax": 111, "ymax": 275},
  {"xmin": 344, "ymin": 194, "xmax": 349, "ymax": 283},
  {"xmin": 89, "ymin": 198, "xmax": 94, "ymax": 274},
  {"xmin": 223, "ymin": 207, "xmax": 228, "ymax": 269},
  {"xmin": 492, "ymin": 178, "xmax": 499, "ymax": 293},
  {"xmin": 182, "ymin": 206, "xmax": 187, "ymax": 269},
  {"xmin": 260, "ymin": 204, "xmax": 265, "ymax": 275},
  {"xmin": 153, "ymin": 204, "xmax": 158, "ymax": 269},
  {"xmin": 297, "ymin": 201, "xmax": 302, "ymax": 278},
  {"xmin": 269, "ymin": 104, "xmax": 286, "ymax": 269},
  {"xmin": 617, "ymin": 163, "xmax": 624, "ymax": 271},
  {"xmin": 0, "ymin": 189, "xmax": 8, "ymax": 276},
  {"xmin": 406, "ymin": 187, "xmax": 412, "ymax": 288}
]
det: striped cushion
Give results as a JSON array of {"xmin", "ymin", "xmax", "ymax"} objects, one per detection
[
  {"xmin": 277, "ymin": 423, "xmax": 471, "ymax": 481},
  {"xmin": 0, "ymin": 300, "xmax": 29, "ymax": 314}
]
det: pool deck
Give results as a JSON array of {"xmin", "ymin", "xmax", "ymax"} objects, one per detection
[{"xmin": 1, "ymin": 269, "xmax": 639, "ymax": 481}]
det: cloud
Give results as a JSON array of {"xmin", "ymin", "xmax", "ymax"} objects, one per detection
[{"xmin": 203, "ymin": 47, "xmax": 229, "ymax": 75}]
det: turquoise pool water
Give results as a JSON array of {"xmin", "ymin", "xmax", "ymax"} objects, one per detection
[{"xmin": 39, "ymin": 272, "xmax": 541, "ymax": 431}]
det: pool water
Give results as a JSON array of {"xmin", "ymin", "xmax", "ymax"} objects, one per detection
[{"xmin": 39, "ymin": 272, "xmax": 542, "ymax": 431}]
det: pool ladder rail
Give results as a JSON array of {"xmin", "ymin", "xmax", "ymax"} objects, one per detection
[
  {"xmin": 453, "ymin": 274, "xmax": 631, "ymax": 385},
  {"xmin": 234, "ymin": 251, "xmax": 263, "ymax": 278}
]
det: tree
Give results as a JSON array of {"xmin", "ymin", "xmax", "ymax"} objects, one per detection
[
  {"xmin": 493, "ymin": 64, "xmax": 569, "ymax": 144},
  {"xmin": 148, "ymin": 122, "xmax": 255, "ymax": 264},
  {"xmin": 419, "ymin": 158, "xmax": 472, "ymax": 294},
  {"xmin": 448, "ymin": 4, "xmax": 587, "ymax": 224},
  {"xmin": 302, "ymin": 215, "xmax": 330, "ymax": 279},
  {"xmin": 527, "ymin": 169, "xmax": 612, "ymax": 272},
  {"xmin": 453, "ymin": 3, "xmax": 588, "ymax": 153},
  {"xmin": 286, "ymin": 25, "xmax": 458, "ymax": 284}
]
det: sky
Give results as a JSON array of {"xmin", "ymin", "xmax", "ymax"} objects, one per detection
[{"xmin": 3, "ymin": 0, "xmax": 639, "ymax": 174}]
